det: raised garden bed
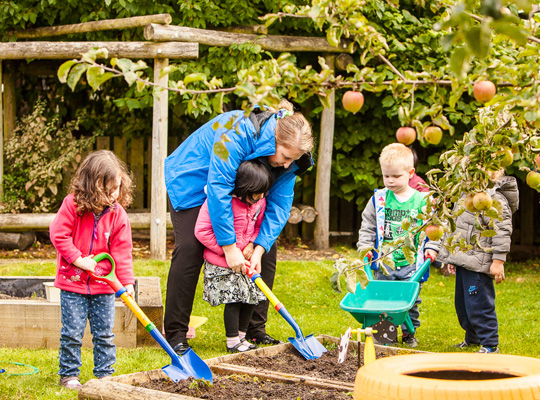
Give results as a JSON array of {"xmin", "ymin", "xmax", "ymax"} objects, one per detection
[
  {"xmin": 78, "ymin": 335, "xmax": 420, "ymax": 400},
  {"xmin": 0, "ymin": 276, "xmax": 163, "ymax": 348}
]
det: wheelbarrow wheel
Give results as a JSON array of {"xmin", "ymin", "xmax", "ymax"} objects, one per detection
[{"xmin": 354, "ymin": 353, "xmax": 540, "ymax": 400}]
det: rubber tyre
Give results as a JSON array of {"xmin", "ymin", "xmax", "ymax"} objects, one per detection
[{"xmin": 355, "ymin": 353, "xmax": 540, "ymax": 400}]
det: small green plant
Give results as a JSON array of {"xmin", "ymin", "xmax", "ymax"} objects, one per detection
[
  {"xmin": 188, "ymin": 378, "xmax": 213, "ymax": 390},
  {"xmin": 1, "ymin": 99, "xmax": 95, "ymax": 213}
]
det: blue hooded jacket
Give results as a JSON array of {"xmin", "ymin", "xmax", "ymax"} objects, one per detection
[{"xmin": 164, "ymin": 110, "xmax": 312, "ymax": 253}]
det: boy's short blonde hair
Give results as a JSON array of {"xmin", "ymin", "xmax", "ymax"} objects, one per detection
[{"xmin": 379, "ymin": 143, "xmax": 414, "ymax": 171}]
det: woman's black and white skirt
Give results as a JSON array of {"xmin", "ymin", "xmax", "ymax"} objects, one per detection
[{"xmin": 202, "ymin": 261, "xmax": 266, "ymax": 307}]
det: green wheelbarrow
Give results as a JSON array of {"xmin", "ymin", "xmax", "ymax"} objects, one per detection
[{"xmin": 339, "ymin": 255, "xmax": 434, "ymax": 335}]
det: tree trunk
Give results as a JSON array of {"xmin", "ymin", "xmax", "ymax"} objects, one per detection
[
  {"xmin": 0, "ymin": 42, "xmax": 198, "ymax": 60},
  {"xmin": 144, "ymin": 24, "xmax": 350, "ymax": 53},
  {"xmin": 9, "ymin": 14, "xmax": 172, "ymax": 39},
  {"xmin": 314, "ymin": 54, "xmax": 336, "ymax": 250}
]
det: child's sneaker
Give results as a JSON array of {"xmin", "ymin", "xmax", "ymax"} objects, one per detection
[
  {"xmin": 454, "ymin": 340, "xmax": 480, "ymax": 349},
  {"xmin": 401, "ymin": 333, "xmax": 418, "ymax": 348},
  {"xmin": 477, "ymin": 346, "xmax": 500, "ymax": 353},
  {"xmin": 59, "ymin": 376, "xmax": 83, "ymax": 390}
]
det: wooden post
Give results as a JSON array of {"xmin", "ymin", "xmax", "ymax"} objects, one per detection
[
  {"xmin": 3, "ymin": 62, "xmax": 16, "ymax": 139},
  {"xmin": 0, "ymin": 61, "xmax": 3, "ymax": 203},
  {"xmin": 150, "ymin": 58, "xmax": 169, "ymax": 260},
  {"xmin": 314, "ymin": 54, "xmax": 336, "ymax": 250}
]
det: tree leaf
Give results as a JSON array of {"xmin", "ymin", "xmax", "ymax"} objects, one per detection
[
  {"xmin": 450, "ymin": 46, "xmax": 470, "ymax": 77},
  {"xmin": 330, "ymin": 272, "xmax": 342, "ymax": 293},
  {"xmin": 357, "ymin": 269, "xmax": 370, "ymax": 290},
  {"xmin": 213, "ymin": 139, "xmax": 229, "ymax": 161},
  {"xmin": 57, "ymin": 60, "xmax": 77, "ymax": 83},
  {"xmin": 402, "ymin": 245, "xmax": 416, "ymax": 265},
  {"xmin": 66, "ymin": 63, "xmax": 88, "ymax": 91},
  {"xmin": 184, "ymin": 72, "xmax": 206, "ymax": 85},
  {"xmin": 344, "ymin": 271, "xmax": 357, "ymax": 294},
  {"xmin": 480, "ymin": 229, "xmax": 497, "ymax": 237}
]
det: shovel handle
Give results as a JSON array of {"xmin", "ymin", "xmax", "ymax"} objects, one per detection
[
  {"xmin": 89, "ymin": 253, "xmax": 153, "ymax": 329},
  {"xmin": 88, "ymin": 253, "xmax": 123, "ymax": 293},
  {"xmin": 245, "ymin": 263, "xmax": 281, "ymax": 309}
]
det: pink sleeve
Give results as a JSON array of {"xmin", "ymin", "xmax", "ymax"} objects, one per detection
[
  {"xmin": 109, "ymin": 206, "xmax": 134, "ymax": 286},
  {"xmin": 194, "ymin": 200, "xmax": 225, "ymax": 256},
  {"xmin": 252, "ymin": 199, "xmax": 267, "ymax": 243},
  {"xmin": 49, "ymin": 196, "xmax": 82, "ymax": 264}
]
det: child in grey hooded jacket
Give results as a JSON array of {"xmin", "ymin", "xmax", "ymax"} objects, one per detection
[{"xmin": 439, "ymin": 173, "xmax": 519, "ymax": 354}]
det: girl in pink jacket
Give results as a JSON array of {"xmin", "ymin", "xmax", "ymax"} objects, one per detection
[
  {"xmin": 49, "ymin": 150, "xmax": 134, "ymax": 389},
  {"xmin": 195, "ymin": 160, "xmax": 273, "ymax": 353}
]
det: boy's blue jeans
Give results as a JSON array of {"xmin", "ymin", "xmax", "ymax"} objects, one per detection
[
  {"xmin": 59, "ymin": 290, "xmax": 116, "ymax": 378},
  {"xmin": 374, "ymin": 263, "xmax": 422, "ymax": 335}
]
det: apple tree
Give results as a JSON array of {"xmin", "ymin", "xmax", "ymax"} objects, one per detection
[{"xmin": 57, "ymin": 0, "xmax": 540, "ymax": 291}]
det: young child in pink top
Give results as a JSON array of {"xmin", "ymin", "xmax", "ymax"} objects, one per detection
[
  {"xmin": 50, "ymin": 150, "xmax": 134, "ymax": 389},
  {"xmin": 195, "ymin": 160, "xmax": 273, "ymax": 353}
]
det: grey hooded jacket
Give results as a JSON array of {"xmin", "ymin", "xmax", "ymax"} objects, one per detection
[{"xmin": 438, "ymin": 176, "xmax": 519, "ymax": 275}]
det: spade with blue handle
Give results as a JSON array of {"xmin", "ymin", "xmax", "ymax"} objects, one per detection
[
  {"xmin": 245, "ymin": 264, "xmax": 327, "ymax": 360},
  {"xmin": 89, "ymin": 253, "xmax": 213, "ymax": 383}
]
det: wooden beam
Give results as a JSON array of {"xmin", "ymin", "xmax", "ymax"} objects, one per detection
[
  {"xmin": 0, "ymin": 212, "xmax": 172, "ymax": 231},
  {"xmin": 9, "ymin": 14, "xmax": 172, "ymax": 39},
  {"xmin": 144, "ymin": 24, "xmax": 350, "ymax": 53},
  {"xmin": 221, "ymin": 25, "xmax": 268, "ymax": 35},
  {"xmin": 0, "ymin": 42, "xmax": 198, "ymax": 60},
  {"xmin": 314, "ymin": 54, "xmax": 336, "ymax": 250},
  {"xmin": 150, "ymin": 58, "xmax": 169, "ymax": 260}
]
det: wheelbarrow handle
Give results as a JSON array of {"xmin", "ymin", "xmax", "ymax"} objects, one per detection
[
  {"xmin": 364, "ymin": 256, "xmax": 374, "ymax": 280},
  {"xmin": 408, "ymin": 254, "xmax": 434, "ymax": 283}
]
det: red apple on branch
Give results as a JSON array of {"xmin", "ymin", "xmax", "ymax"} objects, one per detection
[
  {"xmin": 396, "ymin": 127, "xmax": 416, "ymax": 145},
  {"xmin": 342, "ymin": 91, "xmax": 364, "ymax": 114},
  {"xmin": 473, "ymin": 80, "xmax": 497, "ymax": 103}
]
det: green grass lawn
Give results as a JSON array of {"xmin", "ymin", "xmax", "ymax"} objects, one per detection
[{"xmin": 1, "ymin": 254, "xmax": 539, "ymax": 399}]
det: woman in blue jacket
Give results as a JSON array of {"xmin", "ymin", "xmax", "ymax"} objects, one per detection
[{"xmin": 164, "ymin": 99, "xmax": 314, "ymax": 354}]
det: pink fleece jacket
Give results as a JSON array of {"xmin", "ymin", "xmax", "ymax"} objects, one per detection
[
  {"xmin": 50, "ymin": 193, "xmax": 134, "ymax": 295},
  {"xmin": 194, "ymin": 197, "xmax": 266, "ymax": 268}
]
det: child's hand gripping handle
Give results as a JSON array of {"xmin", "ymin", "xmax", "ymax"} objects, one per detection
[
  {"xmin": 244, "ymin": 262, "xmax": 280, "ymax": 310},
  {"xmin": 90, "ymin": 253, "xmax": 153, "ymax": 328},
  {"xmin": 88, "ymin": 253, "xmax": 124, "ymax": 293}
]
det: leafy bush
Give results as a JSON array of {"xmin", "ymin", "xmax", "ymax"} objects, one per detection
[{"xmin": 1, "ymin": 100, "xmax": 95, "ymax": 213}]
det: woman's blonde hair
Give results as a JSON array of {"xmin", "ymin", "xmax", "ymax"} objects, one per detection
[
  {"xmin": 274, "ymin": 99, "xmax": 314, "ymax": 153},
  {"xmin": 70, "ymin": 150, "xmax": 134, "ymax": 215}
]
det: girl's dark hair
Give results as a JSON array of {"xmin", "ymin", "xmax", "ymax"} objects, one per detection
[
  {"xmin": 232, "ymin": 160, "xmax": 274, "ymax": 204},
  {"xmin": 70, "ymin": 150, "xmax": 134, "ymax": 215}
]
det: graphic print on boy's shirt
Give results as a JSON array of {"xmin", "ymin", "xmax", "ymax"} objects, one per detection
[{"xmin": 382, "ymin": 190, "xmax": 425, "ymax": 268}]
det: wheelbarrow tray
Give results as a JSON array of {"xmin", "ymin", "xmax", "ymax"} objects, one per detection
[{"xmin": 339, "ymin": 280, "xmax": 420, "ymax": 328}]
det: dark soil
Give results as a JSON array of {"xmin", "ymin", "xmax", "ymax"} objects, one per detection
[
  {"xmin": 228, "ymin": 344, "xmax": 389, "ymax": 383},
  {"xmin": 138, "ymin": 375, "xmax": 353, "ymax": 399},
  {"xmin": 137, "ymin": 342, "xmax": 391, "ymax": 399}
]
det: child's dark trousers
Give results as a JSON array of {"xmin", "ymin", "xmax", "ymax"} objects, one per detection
[{"xmin": 455, "ymin": 265, "xmax": 498, "ymax": 347}]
